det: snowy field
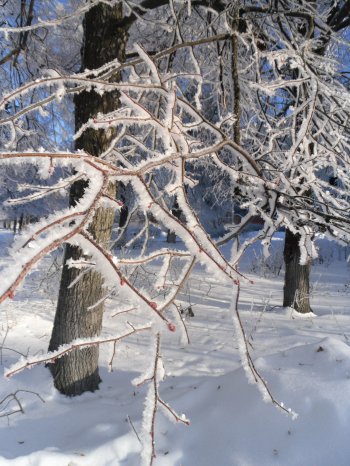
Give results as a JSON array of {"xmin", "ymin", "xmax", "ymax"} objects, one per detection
[{"xmin": 0, "ymin": 229, "xmax": 349, "ymax": 466}]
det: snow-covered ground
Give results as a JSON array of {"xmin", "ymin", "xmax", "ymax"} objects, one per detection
[{"xmin": 0, "ymin": 229, "xmax": 349, "ymax": 466}]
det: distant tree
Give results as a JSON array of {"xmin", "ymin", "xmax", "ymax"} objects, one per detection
[
  {"xmin": 282, "ymin": 0, "xmax": 350, "ymax": 313},
  {"xmin": 212, "ymin": 1, "xmax": 350, "ymax": 314}
]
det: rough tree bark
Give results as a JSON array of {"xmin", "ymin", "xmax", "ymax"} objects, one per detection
[
  {"xmin": 283, "ymin": 229, "xmax": 313, "ymax": 313},
  {"xmin": 48, "ymin": 4, "xmax": 128, "ymax": 396}
]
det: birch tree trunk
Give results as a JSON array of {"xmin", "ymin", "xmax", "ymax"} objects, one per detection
[{"xmin": 48, "ymin": 4, "xmax": 128, "ymax": 396}]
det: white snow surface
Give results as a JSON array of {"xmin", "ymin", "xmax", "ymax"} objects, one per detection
[{"xmin": 0, "ymin": 230, "xmax": 349, "ymax": 465}]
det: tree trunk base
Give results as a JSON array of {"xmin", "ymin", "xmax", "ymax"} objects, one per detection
[
  {"xmin": 283, "ymin": 229, "xmax": 313, "ymax": 314},
  {"xmin": 167, "ymin": 230, "xmax": 176, "ymax": 243},
  {"xmin": 48, "ymin": 346, "xmax": 101, "ymax": 396}
]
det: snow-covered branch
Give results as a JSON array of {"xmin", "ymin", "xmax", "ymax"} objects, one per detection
[{"xmin": 5, "ymin": 325, "xmax": 152, "ymax": 379}]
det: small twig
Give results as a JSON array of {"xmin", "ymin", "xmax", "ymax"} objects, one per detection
[
  {"xmin": 232, "ymin": 282, "xmax": 297, "ymax": 418},
  {"xmin": 5, "ymin": 326, "xmax": 152, "ymax": 378},
  {"xmin": 108, "ymin": 341, "xmax": 117, "ymax": 372},
  {"xmin": 0, "ymin": 170, "xmax": 110, "ymax": 306},
  {"xmin": 127, "ymin": 415, "xmax": 142, "ymax": 444},
  {"xmin": 79, "ymin": 231, "xmax": 170, "ymax": 325},
  {"xmin": 111, "ymin": 307, "xmax": 137, "ymax": 318},
  {"xmin": 0, "ymin": 325, "xmax": 10, "ymax": 365},
  {"xmin": 0, "ymin": 389, "xmax": 45, "ymax": 419},
  {"xmin": 173, "ymin": 303, "xmax": 190, "ymax": 345},
  {"xmin": 138, "ymin": 333, "xmax": 189, "ymax": 466},
  {"xmin": 158, "ymin": 398, "xmax": 190, "ymax": 425},
  {"xmin": 149, "ymin": 333, "xmax": 160, "ymax": 465}
]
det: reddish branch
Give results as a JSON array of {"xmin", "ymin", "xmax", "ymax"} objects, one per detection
[
  {"xmin": 0, "ymin": 171, "xmax": 110, "ymax": 305},
  {"xmin": 137, "ymin": 175, "xmax": 248, "ymax": 283},
  {"xmin": 5, "ymin": 325, "xmax": 151, "ymax": 379},
  {"xmin": 20, "ymin": 210, "xmax": 88, "ymax": 249},
  {"xmin": 79, "ymin": 231, "xmax": 172, "ymax": 324},
  {"xmin": 0, "ymin": 33, "xmax": 229, "ymax": 123}
]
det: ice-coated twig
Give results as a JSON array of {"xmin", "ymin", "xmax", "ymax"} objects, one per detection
[
  {"xmin": 137, "ymin": 333, "xmax": 189, "ymax": 466},
  {"xmin": 231, "ymin": 282, "xmax": 298, "ymax": 419},
  {"xmin": 5, "ymin": 326, "xmax": 151, "ymax": 379},
  {"xmin": 0, "ymin": 169, "xmax": 110, "ymax": 305},
  {"xmin": 78, "ymin": 231, "xmax": 174, "ymax": 326},
  {"xmin": 173, "ymin": 303, "xmax": 191, "ymax": 345}
]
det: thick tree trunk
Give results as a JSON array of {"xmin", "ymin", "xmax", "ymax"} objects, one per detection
[
  {"xmin": 282, "ymin": 0, "xmax": 318, "ymax": 314},
  {"xmin": 283, "ymin": 229, "xmax": 313, "ymax": 314},
  {"xmin": 48, "ymin": 4, "xmax": 127, "ymax": 396}
]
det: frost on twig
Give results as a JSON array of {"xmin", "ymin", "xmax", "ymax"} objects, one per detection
[
  {"xmin": 134, "ymin": 333, "xmax": 189, "ymax": 466},
  {"xmin": 0, "ymin": 10, "xmax": 349, "ymax": 462},
  {"xmin": 5, "ymin": 326, "xmax": 152, "ymax": 379},
  {"xmin": 231, "ymin": 282, "xmax": 298, "ymax": 419}
]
